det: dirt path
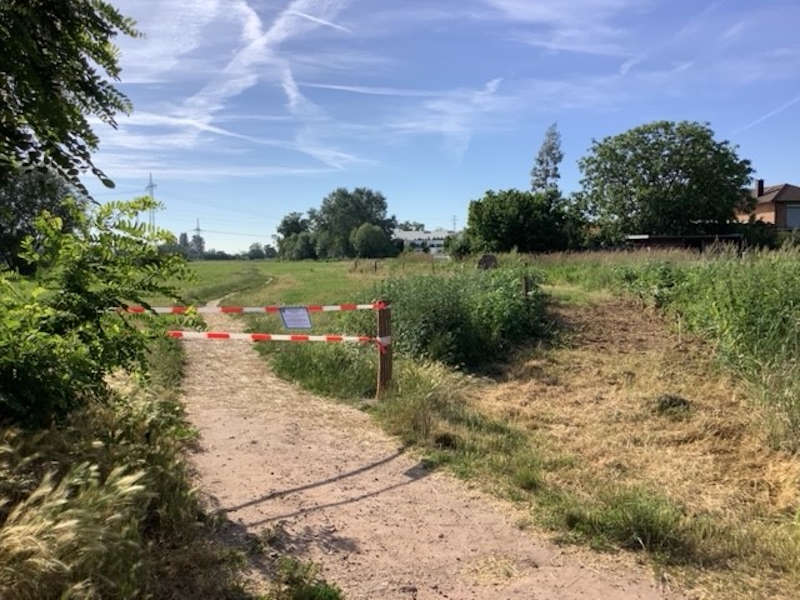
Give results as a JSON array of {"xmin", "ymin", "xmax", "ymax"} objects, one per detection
[{"xmin": 180, "ymin": 305, "xmax": 680, "ymax": 599}]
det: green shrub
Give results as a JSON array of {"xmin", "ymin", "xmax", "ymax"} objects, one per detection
[
  {"xmin": 0, "ymin": 198, "xmax": 190, "ymax": 426},
  {"xmin": 372, "ymin": 267, "xmax": 545, "ymax": 368}
]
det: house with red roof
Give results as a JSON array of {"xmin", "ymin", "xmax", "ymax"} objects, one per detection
[{"xmin": 737, "ymin": 179, "xmax": 800, "ymax": 229}]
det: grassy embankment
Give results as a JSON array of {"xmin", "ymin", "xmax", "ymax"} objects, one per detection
[{"xmin": 217, "ymin": 252, "xmax": 800, "ymax": 599}]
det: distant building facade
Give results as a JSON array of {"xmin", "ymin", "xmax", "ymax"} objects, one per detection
[
  {"xmin": 736, "ymin": 179, "xmax": 800, "ymax": 229},
  {"xmin": 393, "ymin": 228, "xmax": 455, "ymax": 254}
]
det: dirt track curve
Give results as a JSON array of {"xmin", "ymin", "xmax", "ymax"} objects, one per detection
[{"xmin": 180, "ymin": 305, "xmax": 683, "ymax": 600}]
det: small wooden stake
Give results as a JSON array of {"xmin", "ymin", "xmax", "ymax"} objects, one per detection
[{"xmin": 376, "ymin": 303, "xmax": 392, "ymax": 399}]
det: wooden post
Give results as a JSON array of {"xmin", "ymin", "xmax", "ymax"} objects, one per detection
[{"xmin": 376, "ymin": 303, "xmax": 392, "ymax": 398}]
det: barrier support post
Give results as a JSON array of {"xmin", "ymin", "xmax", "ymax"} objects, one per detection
[
  {"xmin": 376, "ymin": 302, "xmax": 392, "ymax": 399},
  {"xmin": 522, "ymin": 275, "xmax": 531, "ymax": 300}
]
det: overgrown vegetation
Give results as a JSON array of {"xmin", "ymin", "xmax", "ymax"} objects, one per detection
[
  {"xmin": 372, "ymin": 267, "xmax": 546, "ymax": 368},
  {"xmin": 0, "ymin": 336, "xmax": 257, "ymax": 599},
  {"xmin": 0, "ymin": 198, "xmax": 189, "ymax": 425},
  {"xmin": 240, "ymin": 253, "xmax": 800, "ymax": 597},
  {"xmin": 0, "ymin": 200, "xmax": 270, "ymax": 598}
]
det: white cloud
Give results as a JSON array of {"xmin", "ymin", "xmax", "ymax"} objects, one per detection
[
  {"xmin": 114, "ymin": 0, "xmax": 224, "ymax": 83},
  {"xmin": 98, "ymin": 0, "xmax": 371, "ymax": 179},
  {"xmin": 486, "ymin": 0, "xmax": 640, "ymax": 57},
  {"xmin": 385, "ymin": 78, "xmax": 516, "ymax": 157}
]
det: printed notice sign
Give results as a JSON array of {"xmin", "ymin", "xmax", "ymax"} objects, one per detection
[{"xmin": 279, "ymin": 306, "xmax": 312, "ymax": 330}]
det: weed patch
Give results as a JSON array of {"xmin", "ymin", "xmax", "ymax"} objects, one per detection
[{"xmin": 271, "ymin": 557, "xmax": 344, "ymax": 600}]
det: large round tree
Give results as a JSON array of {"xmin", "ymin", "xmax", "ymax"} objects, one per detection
[{"xmin": 579, "ymin": 121, "xmax": 754, "ymax": 238}]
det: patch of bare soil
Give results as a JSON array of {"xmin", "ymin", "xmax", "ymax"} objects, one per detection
[{"xmin": 179, "ymin": 306, "xmax": 679, "ymax": 599}]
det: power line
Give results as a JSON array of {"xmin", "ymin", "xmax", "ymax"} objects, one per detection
[{"xmin": 199, "ymin": 228, "xmax": 271, "ymax": 237}]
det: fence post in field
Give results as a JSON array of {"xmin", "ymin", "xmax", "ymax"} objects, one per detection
[
  {"xmin": 376, "ymin": 302, "xmax": 392, "ymax": 399},
  {"xmin": 522, "ymin": 275, "xmax": 531, "ymax": 300}
]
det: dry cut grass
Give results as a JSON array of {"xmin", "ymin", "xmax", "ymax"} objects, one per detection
[{"xmin": 479, "ymin": 294, "xmax": 800, "ymax": 599}]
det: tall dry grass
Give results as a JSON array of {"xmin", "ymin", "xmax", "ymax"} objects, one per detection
[{"xmin": 0, "ymin": 338, "xmax": 253, "ymax": 600}]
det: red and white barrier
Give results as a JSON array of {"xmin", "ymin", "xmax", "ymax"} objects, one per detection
[
  {"xmin": 166, "ymin": 330, "xmax": 392, "ymax": 352},
  {"xmin": 128, "ymin": 302, "xmax": 384, "ymax": 314},
  {"xmin": 167, "ymin": 330, "xmax": 377, "ymax": 343}
]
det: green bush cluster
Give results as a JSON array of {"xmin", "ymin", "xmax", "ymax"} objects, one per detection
[
  {"xmin": 0, "ymin": 198, "xmax": 191, "ymax": 426},
  {"xmin": 372, "ymin": 267, "xmax": 546, "ymax": 368}
]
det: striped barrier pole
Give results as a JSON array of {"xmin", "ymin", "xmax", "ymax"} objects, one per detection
[{"xmin": 127, "ymin": 302, "xmax": 386, "ymax": 314}]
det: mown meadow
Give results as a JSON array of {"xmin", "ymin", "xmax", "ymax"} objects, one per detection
[{"xmin": 534, "ymin": 247, "xmax": 800, "ymax": 449}]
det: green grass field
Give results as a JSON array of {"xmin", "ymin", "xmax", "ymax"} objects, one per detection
[{"xmin": 149, "ymin": 255, "xmax": 449, "ymax": 307}]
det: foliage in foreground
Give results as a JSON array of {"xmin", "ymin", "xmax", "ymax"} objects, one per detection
[
  {"xmin": 0, "ymin": 169, "xmax": 88, "ymax": 274},
  {"xmin": 0, "ymin": 197, "xmax": 190, "ymax": 426},
  {"xmin": 0, "ymin": 0, "xmax": 138, "ymax": 191},
  {"xmin": 0, "ymin": 338, "xmax": 252, "ymax": 600}
]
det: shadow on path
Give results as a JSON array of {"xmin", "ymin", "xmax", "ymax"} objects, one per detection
[{"xmin": 223, "ymin": 447, "xmax": 409, "ymax": 513}]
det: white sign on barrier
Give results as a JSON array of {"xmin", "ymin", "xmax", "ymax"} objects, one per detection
[{"xmin": 279, "ymin": 306, "xmax": 312, "ymax": 330}]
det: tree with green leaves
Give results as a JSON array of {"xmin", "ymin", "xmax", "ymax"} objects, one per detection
[
  {"xmin": 0, "ymin": 168, "xmax": 87, "ymax": 273},
  {"xmin": 277, "ymin": 212, "xmax": 310, "ymax": 238},
  {"xmin": 311, "ymin": 187, "xmax": 396, "ymax": 258},
  {"xmin": 0, "ymin": 0, "xmax": 139, "ymax": 192},
  {"xmin": 248, "ymin": 242, "xmax": 265, "ymax": 260},
  {"xmin": 397, "ymin": 220, "xmax": 425, "ymax": 232},
  {"xmin": 189, "ymin": 233, "xmax": 205, "ymax": 260},
  {"xmin": 530, "ymin": 122, "xmax": 564, "ymax": 193},
  {"xmin": 579, "ymin": 121, "xmax": 754, "ymax": 239},
  {"xmin": 282, "ymin": 231, "xmax": 316, "ymax": 260},
  {"xmin": 350, "ymin": 223, "xmax": 394, "ymax": 258},
  {"xmin": 467, "ymin": 189, "xmax": 570, "ymax": 253},
  {"xmin": 178, "ymin": 232, "xmax": 190, "ymax": 254}
]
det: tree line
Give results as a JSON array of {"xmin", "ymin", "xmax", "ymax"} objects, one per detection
[
  {"xmin": 447, "ymin": 119, "xmax": 761, "ymax": 257},
  {"xmin": 271, "ymin": 119, "xmax": 768, "ymax": 262},
  {"xmin": 276, "ymin": 187, "xmax": 401, "ymax": 260},
  {"xmin": 158, "ymin": 233, "xmax": 277, "ymax": 261}
]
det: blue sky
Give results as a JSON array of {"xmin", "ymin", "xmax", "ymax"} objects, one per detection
[{"xmin": 86, "ymin": 0, "xmax": 800, "ymax": 252}]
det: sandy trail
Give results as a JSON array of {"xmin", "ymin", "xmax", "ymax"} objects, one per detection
[{"xmin": 180, "ymin": 307, "xmax": 681, "ymax": 599}]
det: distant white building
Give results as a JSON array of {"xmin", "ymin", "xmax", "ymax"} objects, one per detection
[{"xmin": 393, "ymin": 228, "xmax": 456, "ymax": 254}]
